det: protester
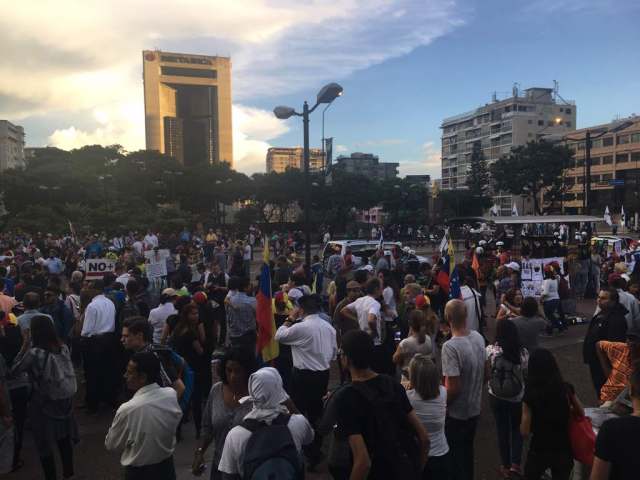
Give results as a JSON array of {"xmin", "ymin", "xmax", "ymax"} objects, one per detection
[
  {"xmin": 275, "ymin": 293, "xmax": 337, "ymax": 467},
  {"xmin": 148, "ymin": 288, "xmax": 178, "ymax": 344},
  {"xmin": 17, "ymin": 291, "xmax": 53, "ymax": 332},
  {"xmin": 496, "ymin": 288, "xmax": 523, "ymax": 321},
  {"xmin": 486, "ymin": 319, "xmax": 528, "ymax": 479},
  {"xmin": 511, "ymin": 297, "xmax": 547, "ymax": 354},
  {"xmin": 595, "ymin": 328, "xmax": 640, "ymax": 404},
  {"xmin": 460, "ymin": 275, "xmax": 483, "ymax": 332},
  {"xmin": 170, "ymin": 302, "xmax": 207, "ymax": 438},
  {"xmin": 333, "ymin": 329, "xmax": 429, "ymax": 480},
  {"xmin": 393, "ymin": 309, "xmax": 432, "ymax": 386},
  {"xmin": 105, "ymin": 351, "xmax": 182, "ymax": 480},
  {"xmin": 11, "ymin": 315, "xmax": 78, "ymax": 480},
  {"xmin": 41, "ymin": 285, "xmax": 74, "ymax": 344},
  {"xmin": 541, "ymin": 266, "xmax": 565, "ymax": 334},
  {"xmin": 407, "ymin": 354, "xmax": 450, "ymax": 480},
  {"xmin": 591, "ymin": 366, "xmax": 640, "ymax": 480},
  {"xmin": 520, "ymin": 348, "xmax": 583, "ymax": 480},
  {"xmin": 218, "ymin": 367, "xmax": 313, "ymax": 478},
  {"xmin": 225, "ymin": 276, "xmax": 257, "ymax": 356},
  {"xmin": 442, "ymin": 299, "xmax": 486, "ymax": 480},
  {"xmin": 340, "ymin": 278, "xmax": 388, "ymax": 374},
  {"xmin": 192, "ymin": 347, "xmax": 257, "ymax": 479},
  {"xmin": 80, "ymin": 279, "xmax": 119, "ymax": 413},
  {"xmin": 583, "ymin": 288, "xmax": 629, "ymax": 396}
]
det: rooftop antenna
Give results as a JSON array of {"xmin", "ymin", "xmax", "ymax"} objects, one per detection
[{"xmin": 492, "ymin": 91, "xmax": 497, "ymax": 102}]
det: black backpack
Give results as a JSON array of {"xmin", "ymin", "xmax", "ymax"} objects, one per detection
[
  {"xmin": 489, "ymin": 352, "xmax": 525, "ymax": 399},
  {"xmin": 350, "ymin": 377, "xmax": 421, "ymax": 479},
  {"xmin": 241, "ymin": 413, "xmax": 303, "ymax": 480}
]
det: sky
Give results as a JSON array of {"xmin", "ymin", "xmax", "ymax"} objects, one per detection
[{"xmin": 1, "ymin": 0, "xmax": 639, "ymax": 178}]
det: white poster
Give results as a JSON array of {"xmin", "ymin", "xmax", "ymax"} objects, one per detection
[{"xmin": 85, "ymin": 258, "xmax": 116, "ymax": 279}]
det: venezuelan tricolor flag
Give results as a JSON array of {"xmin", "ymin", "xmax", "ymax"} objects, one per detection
[{"xmin": 256, "ymin": 237, "xmax": 279, "ymax": 362}]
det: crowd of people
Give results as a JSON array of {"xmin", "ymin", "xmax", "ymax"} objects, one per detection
[{"xmin": 0, "ymin": 226, "xmax": 639, "ymax": 480}]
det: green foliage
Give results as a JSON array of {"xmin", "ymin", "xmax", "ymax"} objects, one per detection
[
  {"xmin": 465, "ymin": 142, "xmax": 490, "ymax": 197},
  {"xmin": 490, "ymin": 140, "xmax": 574, "ymax": 214},
  {"xmin": 436, "ymin": 189, "xmax": 489, "ymax": 219}
]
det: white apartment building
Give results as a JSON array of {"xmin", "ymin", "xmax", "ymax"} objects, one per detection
[
  {"xmin": 0, "ymin": 120, "xmax": 26, "ymax": 171},
  {"xmin": 440, "ymin": 86, "xmax": 576, "ymax": 215}
]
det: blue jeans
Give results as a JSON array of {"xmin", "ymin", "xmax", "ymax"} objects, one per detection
[
  {"xmin": 489, "ymin": 395, "xmax": 523, "ymax": 468},
  {"xmin": 543, "ymin": 299, "xmax": 565, "ymax": 333}
]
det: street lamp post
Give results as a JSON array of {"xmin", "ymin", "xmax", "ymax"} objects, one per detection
[
  {"xmin": 274, "ymin": 82, "xmax": 343, "ymax": 267},
  {"xmin": 321, "ymin": 102, "xmax": 335, "ymax": 171}
]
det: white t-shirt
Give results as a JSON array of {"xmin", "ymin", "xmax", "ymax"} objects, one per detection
[
  {"xmin": 407, "ymin": 386, "xmax": 449, "ymax": 457},
  {"xmin": 218, "ymin": 414, "xmax": 313, "ymax": 476},
  {"xmin": 460, "ymin": 286, "xmax": 482, "ymax": 332},
  {"xmin": 541, "ymin": 278, "xmax": 560, "ymax": 301},
  {"xmin": 382, "ymin": 286, "xmax": 397, "ymax": 322},
  {"xmin": 346, "ymin": 296, "xmax": 383, "ymax": 345}
]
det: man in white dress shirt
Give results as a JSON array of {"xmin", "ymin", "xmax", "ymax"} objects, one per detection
[
  {"xmin": 81, "ymin": 280, "xmax": 118, "ymax": 413},
  {"xmin": 106, "ymin": 351, "xmax": 182, "ymax": 480},
  {"xmin": 275, "ymin": 293, "xmax": 336, "ymax": 466}
]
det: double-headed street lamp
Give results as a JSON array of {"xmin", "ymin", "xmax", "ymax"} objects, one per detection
[{"xmin": 273, "ymin": 82, "xmax": 344, "ymax": 267}]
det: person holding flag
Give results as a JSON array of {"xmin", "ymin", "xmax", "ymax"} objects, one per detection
[
  {"xmin": 436, "ymin": 231, "xmax": 462, "ymax": 301},
  {"xmin": 255, "ymin": 237, "xmax": 279, "ymax": 364}
]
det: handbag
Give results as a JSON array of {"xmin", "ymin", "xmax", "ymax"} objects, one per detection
[{"xmin": 568, "ymin": 413, "xmax": 596, "ymax": 466}]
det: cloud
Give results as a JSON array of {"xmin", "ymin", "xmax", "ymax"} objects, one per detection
[
  {"xmin": 398, "ymin": 141, "xmax": 441, "ymax": 177},
  {"xmin": 353, "ymin": 138, "xmax": 407, "ymax": 148},
  {"xmin": 522, "ymin": 0, "xmax": 615, "ymax": 13},
  {"xmin": 335, "ymin": 144, "xmax": 349, "ymax": 154},
  {"xmin": 1, "ymin": 0, "xmax": 464, "ymax": 171}
]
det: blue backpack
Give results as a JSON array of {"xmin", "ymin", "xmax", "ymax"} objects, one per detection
[
  {"xmin": 241, "ymin": 413, "xmax": 303, "ymax": 480},
  {"xmin": 170, "ymin": 350, "xmax": 194, "ymax": 410}
]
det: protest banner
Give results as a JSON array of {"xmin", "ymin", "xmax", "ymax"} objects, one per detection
[{"xmin": 85, "ymin": 258, "xmax": 116, "ymax": 279}]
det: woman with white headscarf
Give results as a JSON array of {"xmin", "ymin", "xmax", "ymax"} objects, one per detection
[{"xmin": 217, "ymin": 367, "xmax": 313, "ymax": 479}]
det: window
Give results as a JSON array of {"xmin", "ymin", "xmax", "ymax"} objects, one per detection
[
  {"xmin": 160, "ymin": 66, "xmax": 217, "ymax": 78},
  {"xmin": 576, "ymin": 192, "xmax": 584, "ymax": 201},
  {"xmin": 602, "ymin": 155, "xmax": 613, "ymax": 165},
  {"xmin": 602, "ymin": 173, "xmax": 613, "ymax": 181},
  {"xmin": 538, "ymin": 120, "xmax": 544, "ymax": 126},
  {"xmin": 618, "ymin": 135, "xmax": 630, "ymax": 145},
  {"xmin": 559, "ymin": 108, "xmax": 564, "ymax": 113},
  {"xmin": 603, "ymin": 136, "xmax": 614, "ymax": 147},
  {"xmin": 576, "ymin": 159, "xmax": 585, "ymax": 167},
  {"xmin": 565, "ymin": 108, "xmax": 572, "ymax": 114},
  {"xmin": 631, "ymin": 133, "xmax": 640, "ymax": 143},
  {"xmin": 591, "ymin": 156, "xmax": 601, "ymax": 165},
  {"xmin": 592, "ymin": 139, "xmax": 603, "ymax": 149},
  {"xmin": 632, "ymin": 152, "xmax": 640, "ymax": 163},
  {"xmin": 565, "ymin": 177, "xmax": 575, "ymax": 185},
  {"xmin": 591, "ymin": 175, "xmax": 600, "ymax": 182},
  {"xmin": 616, "ymin": 154, "xmax": 629, "ymax": 163}
]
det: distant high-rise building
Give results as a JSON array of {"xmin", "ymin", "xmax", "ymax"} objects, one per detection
[
  {"xmin": 143, "ymin": 50, "xmax": 233, "ymax": 167},
  {"xmin": 440, "ymin": 85, "xmax": 576, "ymax": 215},
  {"xmin": 266, "ymin": 147, "xmax": 324, "ymax": 173},
  {"xmin": 0, "ymin": 120, "xmax": 25, "ymax": 171},
  {"xmin": 333, "ymin": 152, "xmax": 399, "ymax": 181}
]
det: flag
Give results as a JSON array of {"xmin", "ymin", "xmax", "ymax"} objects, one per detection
[
  {"xmin": 256, "ymin": 237, "xmax": 279, "ymax": 362},
  {"xmin": 447, "ymin": 236, "xmax": 462, "ymax": 300},
  {"xmin": 621, "ymin": 206, "xmax": 626, "ymax": 227},
  {"xmin": 512, "ymin": 203, "xmax": 519, "ymax": 216},
  {"xmin": 471, "ymin": 251, "xmax": 481, "ymax": 280},
  {"xmin": 604, "ymin": 206, "xmax": 612, "ymax": 226},
  {"xmin": 435, "ymin": 232, "xmax": 461, "ymax": 299}
]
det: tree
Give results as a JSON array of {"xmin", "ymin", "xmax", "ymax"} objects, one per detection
[
  {"xmin": 465, "ymin": 142, "xmax": 490, "ymax": 198},
  {"xmin": 490, "ymin": 140, "xmax": 574, "ymax": 214}
]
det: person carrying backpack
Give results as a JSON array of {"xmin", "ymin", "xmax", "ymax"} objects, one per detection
[
  {"xmin": 333, "ymin": 330, "xmax": 429, "ymax": 480},
  {"xmin": 10, "ymin": 315, "xmax": 77, "ymax": 480},
  {"xmin": 486, "ymin": 319, "xmax": 529, "ymax": 479},
  {"xmin": 218, "ymin": 367, "xmax": 313, "ymax": 480}
]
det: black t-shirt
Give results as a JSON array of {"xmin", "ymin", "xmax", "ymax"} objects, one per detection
[
  {"xmin": 335, "ymin": 374, "xmax": 413, "ymax": 479},
  {"xmin": 595, "ymin": 416, "xmax": 640, "ymax": 480},
  {"xmin": 523, "ymin": 382, "xmax": 573, "ymax": 454}
]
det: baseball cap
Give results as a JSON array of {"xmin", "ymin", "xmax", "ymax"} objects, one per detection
[
  {"xmin": 193, "ymin": 291, "xmax": 208, "ymax": 304},
  {"xmin": 506, "ymin": 262, "xmax": 520, "ymax": 272},
  {"xmin": 162, "ymin": 288, "xmax": 177, "ymax": 297}
]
